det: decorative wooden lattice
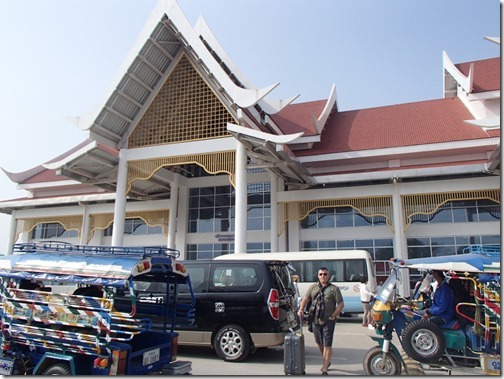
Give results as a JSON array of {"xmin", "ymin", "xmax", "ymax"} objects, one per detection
[
  {"xmin": 126, "ymin": 151, "xmax": 236, "ymax": 193},
  {"xmin": 278, "ymin": 196, "xmax": 394, "ymax": 236},
  {"xmin": 128, "ymin": 54, "xmax": 237, "ymax": 148},
  {"xmin": 402, "ymin": 189, "xmax": 500, "ymax": 231},
  {"xmin": 88, "ymin": 210, "xmax": 169, "ymax": 242},
  {"xmin": 17, "ymin": 216, "xmax": 83, "ymax": 242}
]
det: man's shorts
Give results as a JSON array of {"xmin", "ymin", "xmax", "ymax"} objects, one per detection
[{"xmin": 312, "ymin": 319, "xmax": 336, "ymax": 347}]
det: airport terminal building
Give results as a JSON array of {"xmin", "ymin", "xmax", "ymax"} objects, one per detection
[{"xmin": 0, "ymin": 2, "xmax": 500, "ymax": 283}]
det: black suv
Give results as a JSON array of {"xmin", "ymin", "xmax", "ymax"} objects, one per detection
[{"xmin": 162, "ymin": 258, "xmax": 298, "ymax": 361}]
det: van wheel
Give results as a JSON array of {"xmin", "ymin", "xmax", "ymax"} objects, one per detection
[
  {"xmin": 42, "ymin": 363, "xmax": 72, "ymax": 375},
  {"xmin": 214, "ymin": 324, "xmax": 251, "ymax": 362}
]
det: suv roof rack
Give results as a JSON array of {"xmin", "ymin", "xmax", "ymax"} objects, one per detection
[{"xmin": 13, "ymin": 241, "xmax": 180, "ymax": 259}]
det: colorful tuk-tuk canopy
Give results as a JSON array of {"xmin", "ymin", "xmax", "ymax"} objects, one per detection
[{"xmin": 395, "ymin": 251, "xmax": 500, "ymax": 273}]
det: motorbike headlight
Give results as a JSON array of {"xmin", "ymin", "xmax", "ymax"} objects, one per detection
[{"xmin": 372, "ymin": 310, "xmax": 383, "ymax": 322}]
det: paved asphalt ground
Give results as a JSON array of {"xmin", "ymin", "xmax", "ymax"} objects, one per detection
[{"xmin": 176, "ymin": 317, "xmax": 481, "ymax": 376}]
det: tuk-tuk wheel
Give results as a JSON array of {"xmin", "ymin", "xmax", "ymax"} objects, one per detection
[
  {"xmin": 363, "ymin": 346, "xmax": 401, "ymax": 375},
  {"xmin": 401, "ymin": 319, "xmax": 445, "ymax": 363}
]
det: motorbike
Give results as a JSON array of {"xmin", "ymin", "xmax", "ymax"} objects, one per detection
[{"xmin": 363, "ymin": 247, "xmax": 501, "ymax": 376}]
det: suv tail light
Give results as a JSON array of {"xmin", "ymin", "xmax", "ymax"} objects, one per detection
[{"xmin": 267, "ymin": 288, "xmax": 280, "ymax": 320}]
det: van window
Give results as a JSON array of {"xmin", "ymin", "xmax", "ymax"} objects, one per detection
[
  {"xmin": 210, "ymin": 265, "xmax": 260, "ymax": 291},
  {"xmin": 178, "ymin": 266, "xmax": 206, "ymax": 293},
  {"xmin": 291, "ymin": 258, "xmax": 367, "ymax": 282}
]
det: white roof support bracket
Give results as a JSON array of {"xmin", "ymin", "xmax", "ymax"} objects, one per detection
[
  {"xmin": 312, "ymin": 84, "xmax": 338, "ymax": 135},
  {"xmin": 443, "ymin": 51, "xmax": 474, "ymax": 94},
  {"xmin": 194, "ymin": 15, "xmax": 299, "ymax": 114}
]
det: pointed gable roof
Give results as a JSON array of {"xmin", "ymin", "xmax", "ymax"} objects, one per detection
[{"xmin": 271, "ymin": 100, "xmax": 327, "ymax": 137}]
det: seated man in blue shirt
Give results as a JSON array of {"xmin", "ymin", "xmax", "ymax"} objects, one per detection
[{"xmin": 422, "ymin": 270, "xmax": 454, "ymax": 325}]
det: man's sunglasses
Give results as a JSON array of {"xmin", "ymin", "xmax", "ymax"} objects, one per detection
[{"xmin": 318, "ymin": 273, "xmax": 328, "ymax": 276}]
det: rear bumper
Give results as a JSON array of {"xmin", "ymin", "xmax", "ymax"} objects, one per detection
[{"xmin": 250, "ymin": 332, "xmax": 286, "ymax": 348}]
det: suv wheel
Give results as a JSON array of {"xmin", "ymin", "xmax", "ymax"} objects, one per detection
[{"xmin": 214, "ymin": 324, "xmax": 251, "ymax": 362}]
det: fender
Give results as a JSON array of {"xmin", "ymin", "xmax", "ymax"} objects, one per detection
[
  {"xmin": 33, "ymin": 353, "xmax": 76, "ymax": 375},
  {"xmin": 370, "ymin": 335, "xmax": 403, "ymax": 363}
]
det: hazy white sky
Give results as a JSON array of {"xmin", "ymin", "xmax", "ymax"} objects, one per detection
[{"xmin": 0, "ymin": 0, "xmax": 500, "ymax": 251}]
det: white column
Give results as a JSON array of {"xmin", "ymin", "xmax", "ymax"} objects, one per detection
[
  {"xmin": 176, "ymin": 185, "xmax": 189, "ymax": 258},
  {"xmin": 80, "ymin": 203, "xmax": 90, "ymax": 245},
  {"xmin": 391, "ymin": 180, "xmax": 409, "ymax": 296},
  {"xmin": 112, "ymin": 149, "xmax": 128, "ymax": 247},
  {"xmin": 269, "ymin": 172, "xmax": 279, "ymax": 252},
  {"xmin": 288, "ymin": 219, "xmax": 300, "ymax": 252},
  {"xmin": 234, "ymin": 140, "xmax": 248, "ymax": 254},
  {"xmin": 6, "ymin": 213, "xmax": 17, "ymax": 255},
  {"xmin": 167, "ymin": 175, "xmax": 179, "ymax": 249}
]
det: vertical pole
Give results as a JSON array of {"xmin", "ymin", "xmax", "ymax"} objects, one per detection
[
  {"xmin": 269, "ymin": 172, "xmax": 279, "ymax": 252},
  {"xmin": 112, "ymin": 149, "xmax": 128, "ymax": 247},
  {"xmin": 234, "ymin": 140, "xmax": 248, "ymax": 254},
  {"xmin": 80, "ymin": 203, "xmax": 90, "ymax": 245},
  {"xmin": 391, "ymin": 179, "xmax": 409, "ymax": 296},
  {"xmin": 6, "ymin": 213, "xmax": 17, "ymax": 255},
  {"xmin": 168, "ymin": 175, "xmax": 179, "ymax": 249}
]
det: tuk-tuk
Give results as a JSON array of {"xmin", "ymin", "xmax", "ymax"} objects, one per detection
[
  {"xmin": 363, "ymin": 245, "xmax": 500, "ymax": 375},
  {"xmin": 0, "ymin": 242, "xmax": 195, "ymax": 375}
]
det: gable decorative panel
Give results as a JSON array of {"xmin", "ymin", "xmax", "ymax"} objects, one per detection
[{"xmin": 128, "ymin": 54, "xmax": 237, "ymax": 148}]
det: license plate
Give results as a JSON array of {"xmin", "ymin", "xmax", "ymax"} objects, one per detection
[
  {"xmin": 481, "ymin": 354, "xmax": 500, "ymax": 375},
  {"xmin": 143, "ymin": 348, "xmax": 160, "ymax": 366},
  {"xmin": 0, "ymin": 357, "xmax": 14, "ymax": 375}
]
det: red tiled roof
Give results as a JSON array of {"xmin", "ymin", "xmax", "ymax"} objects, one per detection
[
  {"xmin": 486, "ymin": 129, "xmax": 500, "ymax": 138},
  {"xmin": 271, "ymin": 100, "xmax": 326, "ymax": 136},
  {"xmin": 293, "ymin": 97, "xmax": 498, "ymax": 156},
  {"xmin": 455, "ymin": 57, "xmax": 500, "ymax": 93},
  {"xmin": 22, "ymin": 169, "xmax": 64, "ymax": 184}
]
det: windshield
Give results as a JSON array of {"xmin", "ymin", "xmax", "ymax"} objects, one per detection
[{"xmin": 375, "ymin": 268, "xmax": 398, "ymax": 303}]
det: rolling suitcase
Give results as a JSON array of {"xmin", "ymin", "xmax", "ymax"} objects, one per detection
[{"xmin": 284, "ymin": 326, "xmax": 306, "ymax": 375}]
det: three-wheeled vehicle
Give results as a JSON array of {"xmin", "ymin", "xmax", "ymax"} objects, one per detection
[
  {"xmin": 0, "ymin": 242, "xmax": 195, "ymax": 375},
  {"xmin": 363, "ymin": 245, "xmax": 500, "ymax": 375}
]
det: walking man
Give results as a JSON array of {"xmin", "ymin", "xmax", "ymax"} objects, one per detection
[{"xmin": 297, "ymin": 267, "xmax": 344, "ymax": 375}]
